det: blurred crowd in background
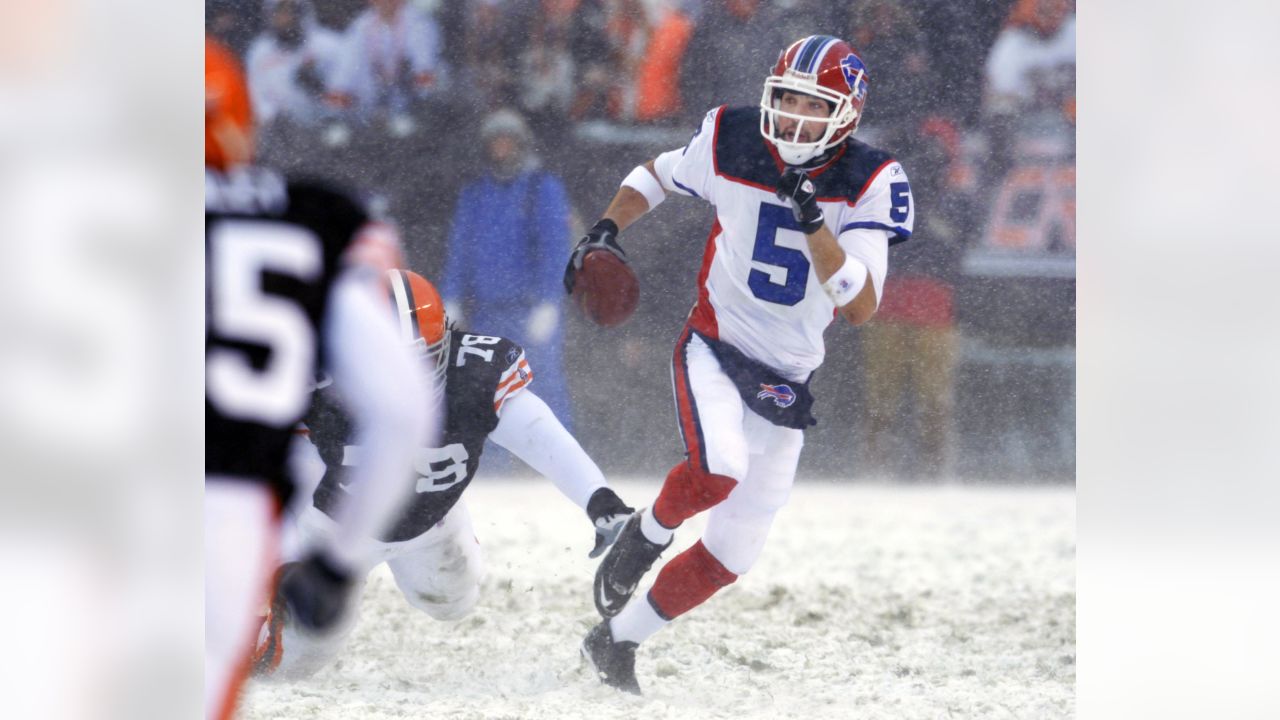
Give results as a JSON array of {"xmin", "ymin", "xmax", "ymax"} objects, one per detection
[{"xmin": 208, "ymin": 0, "xmax": 1076, "ymax": 481}]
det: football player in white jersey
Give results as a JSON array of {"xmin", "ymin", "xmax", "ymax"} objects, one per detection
[{"xmin": 565, "ymin": 35, "xmax": 914, "ymax": 693}]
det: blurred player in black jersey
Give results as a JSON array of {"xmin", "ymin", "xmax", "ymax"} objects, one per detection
[
  {"xmin": 250, "ymin": 269, "xmax": 634, "ymax": 680},
  {"xmin": 205, "ymin": 38, "xmax": 435, "ymax": 720}
]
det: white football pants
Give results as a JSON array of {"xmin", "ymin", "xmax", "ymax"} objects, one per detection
[
  {"xmin": 205, "ymin": 478, "xmax": 278, "ymax": 720},
  {"xmin": 673, "ymin": 332, "xmax": 805, "ymax": 575},
  {"xmin": 264, "ymin": 498, "xmax": 484, "ymax": 680}
]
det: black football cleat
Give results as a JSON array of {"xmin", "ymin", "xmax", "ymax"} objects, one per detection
[
  {"xmin": 581, "ymin": 621, "xmax": 641, "ymax": 695},
  {"xmin": 593, "ymin": 512, "xmax": 671, "ymax": 618}
]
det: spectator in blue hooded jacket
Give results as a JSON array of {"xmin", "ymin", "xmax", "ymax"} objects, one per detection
[{"xmin": 440, "ymin": 108, "xmax": 575, "ymax": 432}]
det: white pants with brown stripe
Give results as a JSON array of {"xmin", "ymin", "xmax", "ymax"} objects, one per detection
[
  {"xmin": 260, "ymin": 499, "xmax": 485, "ymax": 681},
  {"xmin": 205, "ymin": 478, "xmax": 279, "ymax": 720}
]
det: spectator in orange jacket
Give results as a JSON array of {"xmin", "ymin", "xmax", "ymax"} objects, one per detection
[{"xmin": 633, "ymin": 4, "xmax": 694, "ymax": 123}]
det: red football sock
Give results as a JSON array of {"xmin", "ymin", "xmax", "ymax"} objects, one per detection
[
  {"xmin": 647, "ymin": 540, "xmax": 738, "ymax": 620},
  {"xmin": 652, "ymin": 462, "xmax": 737, "ymax": 529}
]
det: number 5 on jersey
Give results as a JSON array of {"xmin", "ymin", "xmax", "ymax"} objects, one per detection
[
  {"xmin": 207, "ymin": 220, "xmax": 321, "ymax": 425},
  {"xmin": 749, "ymin": 203, "xmax": 810, "ymax": 306}
]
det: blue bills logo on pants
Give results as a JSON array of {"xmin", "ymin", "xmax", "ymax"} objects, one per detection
[
  {"xmin": 693, "ymin": 329, "xmax": 816, "ymax": 429},
  {"xmin": 756, "ymin": 383, "xmax": 797, "ymax": 408}
]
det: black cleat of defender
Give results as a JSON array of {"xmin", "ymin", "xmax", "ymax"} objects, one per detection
[
  {"xmin": 581, "ymin": 621, "xmax": 641, "ymax": 694},
  {"xmin": 593, "ymin": 512, "xmax": 671, "ymax": 617}
]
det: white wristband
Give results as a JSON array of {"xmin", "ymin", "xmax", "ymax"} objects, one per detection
[
  {"xmin": 621, "ymin": 165, "xmax": 666, "ymax": 211},
  {"xmin": 822, "ymin": 254, "xmax": 868, "ymax": 307}
]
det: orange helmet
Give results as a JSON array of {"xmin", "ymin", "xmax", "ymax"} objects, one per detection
[
  {"xmin": 205, "ymin": 37, "xmax": 254, "ymax": 169},
  {"xmin": 386, "ymin": 269, "xmax": 450, "ymax": 390}
]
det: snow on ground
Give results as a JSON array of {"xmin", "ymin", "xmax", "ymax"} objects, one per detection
[{"xmin": 242, "ymin": 478, "xmax": 1075, "ymax": 719}]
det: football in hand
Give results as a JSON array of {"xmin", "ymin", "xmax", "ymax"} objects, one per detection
[{"xmin": 572, "ymin": 250, "xmax": 640, "ymax": 328}]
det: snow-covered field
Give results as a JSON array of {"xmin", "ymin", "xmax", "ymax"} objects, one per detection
[{"xmin": 242, "ymin": 478, "xmax": 1075, "ymax": 719}]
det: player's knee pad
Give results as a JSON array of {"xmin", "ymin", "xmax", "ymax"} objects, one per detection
[
  {"xmin": 702, "ymin": 503, "xmax": 778, "ymax": 576},
  {"xmin": 738, "ymin": 476, "xmax": 793, "ymax": 515},
  {"xmin": 653, "ymin": 461, "xmax": 738, "ymax": 528},
  {"xmin": 392, "ymin": 531, "xmax": 485, "ymax": 622},
  {"xmin": 737, "ymin": 427, "xmax": 802, "ymax": 514},
  {"xmin": 398, "ymin": 555, "xmax": 482, "ymax": 620},
  {"xmin": 708, "ymin": 443, "xmax": 750, "ymax": 485},
  {"xmin": 648, "ymin": 540, "xmax": 738, "ymax": 620},
  {"xmin": 405, "ymin": 582, "xmax": 481, "ymax": 622}
]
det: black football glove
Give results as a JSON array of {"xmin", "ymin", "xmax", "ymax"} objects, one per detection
[
  {"xmin": 586, "ymin": 486, "xmax": 635, "ymax": 559},
  {"xmin": 278, "ymin": 551, "xmax": 357, "ymax": 632},
  {"xmin": 564, "ymin": 219, "xmax": 626, "ymax": 295},
  {"xmin": 775, "ymin": 167, "xmax": 825, "ymax": 234}
]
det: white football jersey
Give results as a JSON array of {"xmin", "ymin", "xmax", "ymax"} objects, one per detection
[{"xmin": 653, "ymin": 106, "xmax": 914, "ymax": 380}]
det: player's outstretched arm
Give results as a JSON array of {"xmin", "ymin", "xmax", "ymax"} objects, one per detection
[
  {"xmin": 563, "ymin": 160, "xmax": 663, "ymax": 295},
  {"xmin": 602, "ymin": 160, "xmax": 663, "ymax": 233},
  {"xmin": 487, "ymin": 389, "xmax": 634, "ymax": 557}
]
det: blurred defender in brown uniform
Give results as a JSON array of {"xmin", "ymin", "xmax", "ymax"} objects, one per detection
[{"xmin": 204, "ymin": 37, "xmax": 432, "ymax": 720}]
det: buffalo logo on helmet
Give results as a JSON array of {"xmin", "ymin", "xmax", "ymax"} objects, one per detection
[
  {"xmin": 760, "ymin": 35, "xmax": 871, "ymax": 165},
  {"xmin": 839, "ymin": 54, "xmax": 869, "ymax": 101},
  {"xmin": 756, "ymin": 383, "xmax": 797, "ymax": 408}
]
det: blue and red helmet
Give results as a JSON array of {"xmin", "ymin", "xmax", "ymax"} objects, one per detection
[{"xmin": 760, "ymin": 35, "xmax": 870, "ymax": 165}]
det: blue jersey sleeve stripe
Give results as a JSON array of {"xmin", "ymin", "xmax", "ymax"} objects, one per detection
[
  {"xmin": 672, "ymin": 177, "xmax": 701, "ymax": 198},
  {"xmin": 839, "ymin": 221, "xmax": 911, "ymax": 237}
]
